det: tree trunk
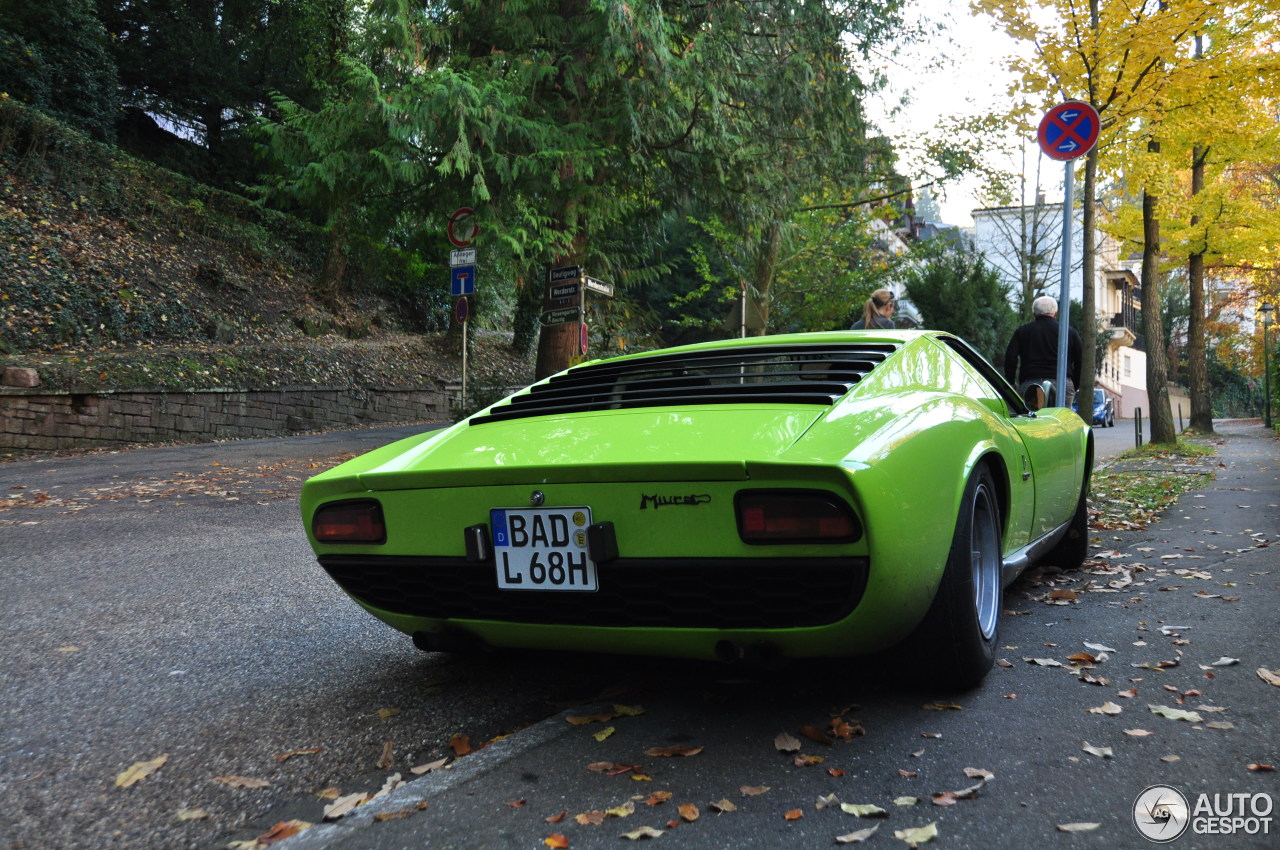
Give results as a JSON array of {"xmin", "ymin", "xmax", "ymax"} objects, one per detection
[
  {"xmin": 534, "ymin": 231, "xmax": 588, "ymax": 379},
  {"xmin": 1188, "ymin": 144, "xmax": 1213, "ymax": 433},
  {"xmin": 748, "ymin": 221, "xmax": 782, "ymax": 335},
  {"xmin": 1078, "ymin": 147, "xmax": 1098, "ymax": 425},
  {"xmin": 318, "ymin": 203, "xmax": 351, "ymax": 310},
  {"xmin": 1140, "ymin": 141, "xmax": 1177, "ymax": 445}
]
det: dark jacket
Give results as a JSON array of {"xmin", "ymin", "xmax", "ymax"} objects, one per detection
[
  {"xmin": 1004, "ymin": 315, "xmax": 1082, "ymax": 386},
  {"xmin": 850, "ymin": 315, "xmax": 895, "ymax": 330}
]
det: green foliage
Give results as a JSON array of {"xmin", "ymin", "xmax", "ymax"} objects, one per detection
[
  {"xmin": 1207, "ymin": 350, "xmax": 1265, "ymax": 419},
  {"xmin": 0, "ymin": 0, "xmax": 119, "ymax": 141},
  {"xmin": 901, "ymin": 249, "xmax": 1017, "ymax": 365}
]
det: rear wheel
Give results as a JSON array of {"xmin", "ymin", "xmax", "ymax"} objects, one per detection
[{"xmin": 911, "ymin": 465, "xmax": 1003, "ymax": 690}]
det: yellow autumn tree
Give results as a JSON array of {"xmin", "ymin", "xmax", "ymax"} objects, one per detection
[{"xmin": 974, "ymin": 0, "xmax": 1279, "ymax": 443}]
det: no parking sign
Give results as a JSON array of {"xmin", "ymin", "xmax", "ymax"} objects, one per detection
[{"xmin": 1037, "ymin": 101, "xmax": 1100, "ymax": 161}]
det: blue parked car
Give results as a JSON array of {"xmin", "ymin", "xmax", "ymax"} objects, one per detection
[{"xmin": 1075, "ymin": 388, "xmax": 1115, "ymax": 427}]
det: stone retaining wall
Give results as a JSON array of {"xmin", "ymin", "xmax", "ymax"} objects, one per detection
[{"xmin": 0, "ymin": 384, "xmax": 452, "ymax": 453}]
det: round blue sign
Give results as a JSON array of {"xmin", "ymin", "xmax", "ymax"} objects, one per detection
[{"xmin": 1037, "ymin": 101, "xmax": 1100, "ymax": 161}]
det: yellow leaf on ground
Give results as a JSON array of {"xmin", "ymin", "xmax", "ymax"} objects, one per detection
[
  {"xmin": 677, "ymin": 803, "xmax": 699, "ymax": 822},
  {"xmin": 116, "ymin": 754, "xmax": 168, "ymax": 788},
  {"xmin": 893, "ymin": 821, "xmax": 939, "ymax": 847}
]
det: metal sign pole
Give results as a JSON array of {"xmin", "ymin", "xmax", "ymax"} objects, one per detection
[
  {"xmin": 1056, "ymin": 158, "xmax": 1074, "ymax": 406},
  {"xmin": 461, "ymin": 315, "xmax": 468, "ymax": 412}
]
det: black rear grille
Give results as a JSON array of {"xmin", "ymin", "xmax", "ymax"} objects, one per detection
[
  {"xmin": 319, "ymin": 555, "xmax": 868, "ymax": 629},
  {"xmin": 471, "ymin": 342, "xmax": 898, "ymax": 425}
]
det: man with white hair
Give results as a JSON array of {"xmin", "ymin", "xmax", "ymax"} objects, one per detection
[{"xmin": 1003, "ymin": 295, "xmax": 1082, "ymax": 409}]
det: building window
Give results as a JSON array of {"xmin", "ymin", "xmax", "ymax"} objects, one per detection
[{"xmin": 1123, "ymin": 355, "xmax": 1131, "ymax": 377}]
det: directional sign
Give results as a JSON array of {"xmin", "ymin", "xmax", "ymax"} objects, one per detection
[
  {"xmin": 1037, "ymin": 101, "xmax": 1100, "ymax": 162},
  {"xmin": 549, "ymin": 265, "xmax": 582, "ymax": 283},
  {"xmin": 584, "ymin": 277, "xmax": 614, "ymax": 297},
  {"xmin": 549, "ymin": 281, "xmax": 580, "ymax": 301},
  {"xmin": 450, "ymin": 264, "xmax": 476, "ymax": 296},
  {"xmin": 541, "ymin": 306, "xmax": 580, "ymax": 326},
  {"xmin": 447, "ymin": 207, "xmax": 478, "ymax": 247},
  {"xmin": 450, "ymin": 247, "xmax": 476, "ymax": 267}
]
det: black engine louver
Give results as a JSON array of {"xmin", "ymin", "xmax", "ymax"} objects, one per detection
[{"xmin": 470, "ymin": 342, "xmax": 899, "ymax": 425}]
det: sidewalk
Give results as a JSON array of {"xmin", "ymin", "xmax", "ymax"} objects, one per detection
[{"xmin": 274, "ymin": 421, "xmax": 1279, "ymax": 850}]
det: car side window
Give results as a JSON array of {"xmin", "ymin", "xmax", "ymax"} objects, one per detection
[{"xmin": 936, "ymin": 336, "xmax": 1030, "ymax": 416}]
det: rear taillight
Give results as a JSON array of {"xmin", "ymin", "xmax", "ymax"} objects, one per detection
[
  {"xmin": 312, "ymin": 499, "xmax": 386, "ymax": 543},
  {"xmin": 735, "ymin": 490, "xmax": 861, "ymax": 544}
]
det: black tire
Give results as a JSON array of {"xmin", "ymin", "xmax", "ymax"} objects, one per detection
[
  {"xmin": 1043, "ymin": 480, "xmax": 1089, "ymax": 571},
  {"xmin": 910, "ymin": 464, "xmax": 1003, "ymax": 690}
]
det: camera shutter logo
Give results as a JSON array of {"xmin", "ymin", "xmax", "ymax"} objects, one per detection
[{"xmin": 1134, "ymin": 785, "xmax": 1191, "ymax": 843}]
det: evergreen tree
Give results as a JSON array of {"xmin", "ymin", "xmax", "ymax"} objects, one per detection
[
  {"xmin": 0, "ymin": 0, "xmax": 119, "ymax": 140},
  {"xmin": 902, "ymin": 250, "xmax": 1018, "ymax": 366}
]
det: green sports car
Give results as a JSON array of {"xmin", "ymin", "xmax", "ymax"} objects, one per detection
[{"xmin": 302, "ymin": 331, "xmax": 1092, "ymax": 688}]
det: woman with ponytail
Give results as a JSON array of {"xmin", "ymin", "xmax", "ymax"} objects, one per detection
[{"xmin": 850, "ymin": 289, "xmax": 896, "ymax": 330}]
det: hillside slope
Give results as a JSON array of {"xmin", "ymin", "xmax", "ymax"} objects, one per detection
[{"xmin": 0, "ymin": 102, "xmax": 534, "ymax": 399}]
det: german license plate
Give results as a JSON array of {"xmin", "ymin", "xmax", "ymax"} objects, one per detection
[{"xmin": 491, "ymin": 506, "xmax": 597, "ymax": 591}]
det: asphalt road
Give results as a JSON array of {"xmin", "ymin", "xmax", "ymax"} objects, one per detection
[{"xmin": 1, "ymin": 420, "xmax": 1276, "ymax": 850}]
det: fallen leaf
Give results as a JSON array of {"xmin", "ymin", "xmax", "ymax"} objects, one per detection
[
  {"xmin": 1246, "ymin": 763, "xmax": 1275, "ymax": 772},
  {"xmin": 829, "ymin": 718, "xmax": 865, "ymax": 739},
  {"xmin": 116, "ymin": 755, "xmax": 168, "ymax": 788},
  {"xmin": 593, "ymin": 726, "xmax": 616, "ymax": 742},
  {"xmin": 1082, "ymin": 742, "xmax": 1113, "ymax": 758},
  {"xmin": 1257, "ymin": 668, "xmax": 1280, "ymax": 687},
  {"xmin": 1023, "ymin": 657, "xmax": 1064, "ymax": 668},
  {"xmin": 378, "ymin": 741, "xmax": 395, "ymax": 770},
  {"xmin": 931, "ymin": 793, "xmax": 958, "ymax": 807},
  {"xmin": 835, "ymin": 825, "xmax": 880, "ymax": 843},
  {"xmin": 774, "ymin": 732, "xmax": 801, "ymax": 753},
  {"xmin": 1124, "ymin": 729, "xmax": 1153, "ymax": 737},
  {"xmin": 1205, "ymin": 721, "xmax": 1235, "ymax": 731},
  {"xmin": 828, "ymin": 768, "xmax": 846, "ymax": 777},
  {"xmin": 963, "ymin": 768, "xmax": 994, "ymax": 780},
  {"xmin": 784, "ymin": 809, "xmax": 804, "ymax": 821},
  {"xmin": 176, "ymin": 809, "xmax": 209, "ymax": 821},
  {"xmin": 709, "ymin": 799, "xmax": 737, "ymax": 813},
  {"xmin": 1087, "ymin": 702, "xmax": 1124, "ymax": 716},
  {"xmin": 607, "ymin": 802, "xmax": 637, "ymax": 818},
  {"xmin": 1149, "ymin": 704, "xmax": 1203, "ymax": 722},
  {"xmin": 450, "ymin": 734, "xmax": 471, "ymax": 756},
  {"xmin": 546, "ymin": 811, "xmax": 567, "ymax": 823},
  {"xmin": 323, "ymin": 793, "xmax": 368, "ymax": 820},
  {"xmin": 1084, "ymin": 642, "xmax": 1117, "ymax": 653},
  {"xmin": 799, "ymin": 725, "xmax": 833, "ymax": 746},
  {"xmin": 613, "ymin": 704, "xmax": 645, "ymax": 716},
  {"xmin": 544, "ymin": 833, "xmax": 570, "ymax": 848},
  {"xmin": 894, "ymin": 797, "xmax": 919, "ymax": 806},
  {"xmin": 644, "ymin": 745, "xmax": 703, "ymax": 758},
  {"xmin": 677, "ymin": 803, "xmax": 698, "ymax": 822},
  {"xmin": 215, "ymin": 775, "xmax": 270, "ymax": 789},
  {"xmin": 893, "ymin": 821, "xmax": 939, "ymax": 847},
  {"xmin": 257, "ymin": 820, "xmax": 311, "ymax": 843},
  {"xmin": 507, "ymin": 799, "xmax": 527, "ymax": 808},
  {"xmin": 620, "ymin": 826, "xmax": 665, "ymax": 839},
  {"xmin": 840, "ymin": 803, "xmax": 889, "ymax": 818},
  {"xmin": 1209, "ymin": 657, "xmax": 1239, "ymax": 667},
  {"xmin": 1117, "ymin": 688, "xmax": 1138, "ymax": 698},
  {"xmin": 645, "ymin": 791, "xmax": 672, "ymax": 806},
  {"xmin": 898, "ymin": 769, "xmax": 918, "ymax": 778},
  {"xmin": 740, "ymin": 785, "xmax": 771, "ymax": 796},
  {"xmin": 816, "ymin": 793, "xmax": 842, "ymax": 810},
  {"xmin": 566, "ymin": 712, "xmax": 617, "ymax": 725},
  {"xmin": 1056, "ymin": 822, "xmax": 1101, "ymax": 833},
  {"xmin": 575, "ymin": 811, "xmax": 606, "ymax": 826},
  {"xmin": 410, "ymin": 756, "xmax": 449, "ymax": 775},
  {"xmin": 1161, "ymin": 754, "xmax": 1182, "ymax": 763},
  {"xmin": 794, "ymin": 754, "xmax": 825, "ymax": 767},
  {"xmin": 377, "ymin": 707, "xmax": 401, "ymax": 719}
]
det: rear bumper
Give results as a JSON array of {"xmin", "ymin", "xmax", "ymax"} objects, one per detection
[{"xmin": 318, "ymin": 554, "xmax": 869, "ymax": 631}]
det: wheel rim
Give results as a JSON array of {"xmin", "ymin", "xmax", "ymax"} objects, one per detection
[{"xmin": 969, "ymin": 484, "xmax": 1002, "ymax": 641}]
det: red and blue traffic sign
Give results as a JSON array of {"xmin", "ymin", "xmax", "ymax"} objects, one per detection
[{"xmin": 1037, "ymin": 101, "xmax": 1100, "ymax": 161}]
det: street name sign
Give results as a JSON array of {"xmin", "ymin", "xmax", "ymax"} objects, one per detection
[
  {"xmin": 549, "ymin": 282, "xmax": 580, "ymax": 300},
  {"xmin": 541, "ymin": 306, "xmax": 580, "ymax": 326},
  {"xmin": 549, "ymin": 265, "xmax": 582, "ymax": 283},
  {"xmin": 584, "ymin": 277, "xmax": 614, "ymax": 297}
]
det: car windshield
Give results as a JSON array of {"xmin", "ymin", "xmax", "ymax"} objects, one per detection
[{"xmin": 1094, "ymin": 389, "xmax": 1106, "ymax": 403}]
